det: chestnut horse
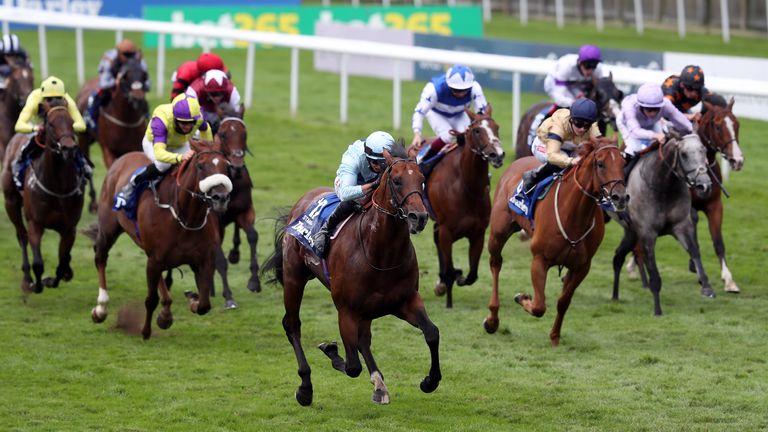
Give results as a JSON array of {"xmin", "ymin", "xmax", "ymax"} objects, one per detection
[
  {"xmin": 423, "ymin": 107, "xmax": 505, "ymax": 308},
  {"xmin": 515, "ymin": 75, "xmax": 624, "ymax": 159},
  {"xmin": 0, "ymin": 62, "xmax": 34, "ymax": 162},
  {"xmin": 484, "ymin": 137, "xmax": 627, "ymax": 346},
  {"xmin": 1, "ymin": 102, "xmax": 87, "ymax": 294},
  {"xmin": 261, "ymin": 148, "xmax": 441, "ymax": 406},
  {"xmin": 76, "ymin": 57, "xmax": 149, "ymax": 212},
  {"xmin": 692, "ymin": 99, "xmax": 744, "ymax": 293},
  {"xmin": 83, "ymin": 140, "xmax": 232, "ymax": 339}
]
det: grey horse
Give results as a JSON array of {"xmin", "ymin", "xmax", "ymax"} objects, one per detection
[{"xmin": 611, "ymin": 131, "xmax": 713, "ymax": 316}]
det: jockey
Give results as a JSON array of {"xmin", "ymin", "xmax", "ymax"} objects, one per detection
[
  {"xmin": 618, "ymin": 83, "xmax": 692, "ymax": 174},
  {"xmin": 84, "ymin": 39, "xmax": 151, "ymax": 131},
  {"xmin": 521, "ymin": 98, "xmax": 601, "ymax": 192},
  {"xmin": 411, "ymin": 64, "xmax": 488, "ymax": 164},
  {"xmin": 12, "ymin": 76, "xmax": 87, "ymax": 188},
  {"xmin": 170, "ymin": 52, "xmax": 230, "ymax": 100},
  {"xmin": 116, "ymin": 94, "xmax": 213, "ymax": 206},
  {"xmin": 0, "ymin": 33, "xmax": 31, "ymax": 89},
  {"xmin": 544, "ymin": 44, "xmax": 606, "ymax": 109},
  {"xmin": 312, "ymin": 131, "xmax": 396, "ymax": 258},
  {"xmin": 185, "ymin": 69, "xmax": 243, "ymax": 135},
  {"xmin": 661, "ymin": 65, "xmax": 713, "ymax": 120}
]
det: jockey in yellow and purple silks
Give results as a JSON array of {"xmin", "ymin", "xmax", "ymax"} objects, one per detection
[{"xmin": 116, "ymin": 93, "xmax": 212, "ymax": 205}]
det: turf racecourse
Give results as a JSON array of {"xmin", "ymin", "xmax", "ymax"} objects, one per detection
[{"xmin": 1, "ymin": 23, "xmax": 767, "ymax": 431}]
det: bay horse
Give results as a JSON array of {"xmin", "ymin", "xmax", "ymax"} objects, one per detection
[
  {"xmin": 0, "ymin": 62, "xmax": 34, "ymax": 162},
  {"xmin": 76, "ymin": 57, "xmax": 149, "ymax": 212},
  {"xmin": 692, "ymin": 99, "xmax": 744, "ymax": 293},
  {"xmin": 484, "ymin": 137, "xmax": 627, "ymax": 346},
  {"xmin": 423, "ymin": 106, "xmax": 505, "ymax": 308},
  {"xmin": 1, "ymin": 101, "xmax": 86, "ymax": 294},
  {"xmin": 83, "ymin": 140, "xmax": 232, "ymax": 340},
  {"xmin": 261, "ymin": 147, "xmax": 441, "ymax": 406},
  {"xmin": 515, "ymin": 75, "xmax": 623, "ymax": 159},
  {"xmin": 610, "ymin": 131, "xmax": 713, "ymax": 316}
]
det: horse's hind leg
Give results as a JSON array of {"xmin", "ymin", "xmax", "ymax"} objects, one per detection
[
  {"xmin": 239, "ymin": 213, "xmax": 261, "ymax": 293},
  {"xmin": 44, "ymin": 228, "xmax": 76, "ymax": 288},
  {"xmin": 484, "ymin": 219, "xmax": 517, "ymax": 334},
  {"xmin": 282, "ymin": 243, "xmax": 314, "ymax": 406},
  {"xmin": 91, "ymin": 218, "xmax": 123, "ymax": 323},
  {"xmin": 550, "ymin": 265, "xmax": 590, "ymax": 347},
  {"xmin": 516, "ymin": 255, "xmax": 548, "ymax": 318},
  {"xmin": 87, "ymin": 177, "xmax": 98, "ymax": 214},
  {"xmin": 356, "ymin": 320, "xmax": 389, "ymax": 404},
  {"xmin": 397, "ymin": 294, "xmax": 441, "ymax": 394},
  {"xmin": 612, "ymin": 228, "xmax": 637, "ymax": 300},
  {"xmin": 703, "ymin": 200, "xmax": 739, "ymax": 293},
  {"xmin": 27, "ymin": 221, "xmax": 46, "ymax": 293},
  {"xmin": 456, "ymin": 229, "xmax": 484, "ymax": 287},
  {"xmin": 4, "ymin": 193, "xmax": 34, "ymax": 293},
  {"xmin": 214, "ymin": 246, "xmax": 238, "ymax": 310},
  {"xmin": 228, "ymin": 226, "xmax": 241, "ymax": 264},
  {"xmin": 337, "ymin": 310, "xmax": 363, "ymax": 378}
]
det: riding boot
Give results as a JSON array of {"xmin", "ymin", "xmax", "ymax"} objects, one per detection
[
  {"xmin": 623, "ymin": 153, "xmax": 638, "ymax": 180},
  {"xmin": 416, "ymin": 137, "xmax": 447, "ymax": 177},
  {"xmin": 85, "ymin": 90, "xmax": 102, "ymax": 131},
  {"xmin": 521, "ymin": 163, "xmax": 560, "ymax": 193},
  {"xmin": 312, "ymin": 200, "xmax": 357, "ymax": 258},
  {"xmin": 12, "ymin": 137, "xmax": 43, "ymax": 189},
  {"xmin": 118, "ymin": 163, "xmax": 162, "ymax": 204}
]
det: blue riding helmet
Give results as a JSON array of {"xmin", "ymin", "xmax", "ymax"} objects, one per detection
[
  {"xmin": 570, "ymin": 99, "xmax": 598, "ymax": 123},
  {"xmin": 364, "ymin": 131, "xmax": 395, "ymax": 160},
  {"xmin": 445, "ymin": 64, "xmax": 475, "ymax": 91}
]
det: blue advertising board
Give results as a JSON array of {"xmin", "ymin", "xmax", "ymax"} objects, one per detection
[{"xmin": 414, "ymin": 34, "xmax": 663, "ymax": 94}]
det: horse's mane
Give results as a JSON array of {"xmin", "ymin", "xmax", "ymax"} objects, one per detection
[
  {"xmin": 576, "ymin": 136, "xmax": 618, "ymax": 158},
  {"xmin": 219, "ymin": 103, "xmax": 243, "ymax": 119},
  {"xmin": 703, "ymin": 92, "xmax": 728, "ymax": 108},
  {"xmin": 389, "ymin": 139, "xmax": 408, "ymax": 159}
]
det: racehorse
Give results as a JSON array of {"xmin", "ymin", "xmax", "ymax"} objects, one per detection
[
  {"xmin": 610, "ymin": 131, "xmax": 714, "ymax": 316},
  {"xmin": 0, "ymin": 62, "xmax": 34, "ymax": 162},
  {"xmin": 483, "ymin": 137, "xmax": 627, "ymax": 346},
  {"xmin": 422, "ymin": 106, "xmax": 505, "ymax": 308},
  {"xmin": 691, "ymin": 99, "xmax": 744, "ymax": 293},
  {"xmin": 514, "ymin": 75, "xmax": 624, "ymax": 159},
  {"xmin": 261, "ymin": 147, "xmax": 441, "ymax": 406},
  {"xmin": 1, "ymin": 101, "xmax": 87, "ymax": 294},
  {"xmin": 83, "ymin": 139, "xmax": 233, "ymax": 340},
  {"xmin": 76, "ymin": 57, "xmax": 149, "ymax": 212}
]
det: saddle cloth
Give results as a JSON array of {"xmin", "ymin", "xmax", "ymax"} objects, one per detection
[
  {"xmin": 508, "ymin": 175, "xmax": 556, "ymax": 220},
  {"xmin": 286, "ymin": 193, "xmax": 343, "ymax": 256}
]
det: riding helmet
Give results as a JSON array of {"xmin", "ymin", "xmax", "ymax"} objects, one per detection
[
  {"xmin": 680, "ymin": 65, "xmax": 704, "ymax": 90},
  {"xmin": 197, "ymin": 53, "xmax": 225, "ymax": 75},
  {"xmin": 577, "ymin": 44, "xmax": 602, "ymax": 64},
  {"xmin": 636, "ymin": 83, "xmax": 665, "ymax": 108},
  {"xmin": 171, "ymin": 93, "xmax": 202, "ymax": 121},
  {"xmin": 203, "ymin": 69, "xmax": 229, "ymax": 93},
  {"xmin": 445, "ymin": 64, "xmax": 475, "ymax": 91},
  {"xmin": 570, "ymin": 99, "xmax": 598, "ymax": 123},
  {"xmin": 364, "ymin": 131, "xmax": 395, "ymax": 160},
  {"xmin": 40, "ymin": 76, "xmax": 66, "ymax": 98}
]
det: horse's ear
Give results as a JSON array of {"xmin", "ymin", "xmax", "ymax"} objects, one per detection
[
  {"xmin": 702, "ymin": 100, "xmax": 713, "ymax": 114},
  {"xmin": 466, "ymin": 108, "xmax": 477, "ymax": 121},
  {"xmin": 608, "ymin": 71, "xmax": 613, "ymax": 81},
  {"xmin": 484, "ymin": 103, "xmax": 492, "ymax": 117},
  {"xmin": 727, "ymin": 97, "xmax": 735, "ymax": 111},
  {"xmin": 383, "ymin": 149, "xmax": 393, "ymax": 166}
]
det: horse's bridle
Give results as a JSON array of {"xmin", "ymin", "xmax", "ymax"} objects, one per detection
[
  {"xmin": 658, "ymin": 137, "xmax": 708, "ymax": 188},
  {"xmin": 698, "ymin": 110, "xmax": 738, "ymax": 164},
  {"xmin": 371, "ymin": 159, "xmax": 425, "ymax": 220},
  {"xmin": 572, "ymin": 145, "xmax": 625, "ymax": 204}
]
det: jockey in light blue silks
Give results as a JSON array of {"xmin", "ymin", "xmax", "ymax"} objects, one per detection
[
  {"xmin": 312, "ymin": 131, "xmax": 396, "ymax": 258},
  {"xmin": 410, "ymin": 64, "xmax": 488, "ymax": 165}
]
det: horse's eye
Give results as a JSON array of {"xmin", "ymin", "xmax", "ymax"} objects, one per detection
[
  {"xmin": 196, "ymin": 162, "xmax": 203, "ymax": 170},
  {"xmin": 393, "ymin": 177, "xmax": 402, "ymax": 186},
  {"xmin": 473, "ymin": 129, "xmax": 480, "ymax": 135},
  {"xmin": 681, "ymin": 153, "xmax": 688, "ymax": 160},
  {"xmin": 597, "ymin": 161, "xmax": 605, "ymax": 169}
]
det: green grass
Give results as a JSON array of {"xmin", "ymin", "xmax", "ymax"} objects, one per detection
[{"xmin": 1, "ymin": 26, "xmax": 767, "ymax": 431}]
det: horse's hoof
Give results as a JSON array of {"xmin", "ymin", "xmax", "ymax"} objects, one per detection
[
  {"xmin": 228, "ymin": 249, "xmax": 240, "ymax": 264},
  {"xmin": 419, "ymin": 375, "xmax": 440, "ymax": 393},
  {"xmin": 434, "ymin": 281, "xmax": 447, "ymax": 296},
  {"xmin": 295, "ymin": 387, "xmax": 313, "ymax": 406},
  {"xmin": 247, "ymin": 277, "xmax": 261, "ymax": 293},
  {"xmin": 156, "ymin": 313, "xmax": 174, "ymax": 330},
  {"xmin": 88, "ymin": 202, "xmax": 98, "ymax": 214},
  {"xmin": 550, "ymin": 337, "xmax": 561, "ymax": 347},
  {"xmin": 224, "ymin": 299, "xmax": 238, "ymax": 310},
  {"xmin": 33, "ymin": 281, "xmax": 44, "ymax": 294},
  {"xmin": 42, "ymin": 277, "xmax": 58, "ymax": 288},
  {"xmin": 372, "ymin": 389, "xmax": 390, "ymax": 405},
  {"xmin": 701, "ymin": 287, "xmax": 716, "ymax": 298},
  {"xmin": 318, "ymin": 341, "xmax": 339, "ymax": 356},
  {"xmin": 91, "ymin": 307, "xmax": 107, "ymax": 324},
  {"xmin": 724, "ymin": 282, "xmax": 740, "ymax": 293},
  {"xmin": 184, "ymin": 290, "xmax": 199, "ymax": 301},
  {"xmin": 141, "ymin": 329, "xmax": 152, "ymax": 340},
  {"xmin": 483, "ymin": 317, "xmax": 498, "ymax": 334},
  {"xmin": 61, "ymin": 269, "xmax": 74, "ymax": 282},
  {"xmin": 514, "ymin": 293, "xmax": 530, "ymax": 304}
]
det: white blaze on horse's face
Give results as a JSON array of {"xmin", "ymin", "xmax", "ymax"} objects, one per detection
[
  {"xmin": 199, "ymin": 173, "xmax": 233, "ymax": 194},
  {"xmin": 480, "ymin": 119, "xmax": 504, "ymax": 155},
  {"xmin": 680, "ymin": 134, "xmax": 711, "ymax": 188},
  {"xmin": 723, "ymin": 116, "xmax": 744, "ymax": 170},
  {"xmin": 609, "ymin": 99, "xmax": 621, "ymax": 121}
]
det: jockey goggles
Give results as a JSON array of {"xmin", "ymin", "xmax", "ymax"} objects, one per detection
[
  {"xmin": 570, "ymin": 119, "xmax": 593, "ymax": 129},
  {"xmin": 580, "ymin": 60, "xmax": 599, "ymax": 70}
]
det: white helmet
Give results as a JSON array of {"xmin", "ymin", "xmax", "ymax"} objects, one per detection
[
  {"xmin": 445, "ymin": 64, "xmax": 474, "ymax": 90},
  {"xmin": 363, "ymin": 131, "xmax": 395, "ymax": 160},
  {"xmin": 1, "ymin": 34, "xmax": 21, "ymax": 54}
]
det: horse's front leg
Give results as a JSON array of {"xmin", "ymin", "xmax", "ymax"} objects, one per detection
[
  {"xmin": 516, "ymin": 254, "xmax": 548, "ymax": 318},
  {"xmin": 356, "ymin": 320, "xmax": 389, "ymax": 404},
  {"xmin": 612, "ymin": 228, "xmax": 637, "ymax": 300},
  {"xmin": 87, "ymin": 177, "xmax": 98, "ymax": 214},
  {"xmin": 435, "ymin": 225, "xmax": 458, "ymax": 308},
  {"xmin": 228, "ymin": 226, "xmax": 241, "ymax": 264},
  {"xmin": 214, "ymin": 246, "xmax": 238, "ymax": 310},
  {"xmin": 27, "ymin": 221, "xmax": 45, "ymax": 293},
  {"xmin": 238, "ymin": 211, "xmax": 261, "ymax": 293},
  {"xmin": 456, "ymin": 228, "xmax": 484, "ymax": 287},
  {"xmin": 703, "ymin": 199, "xmax": 739, "ymax": 293},
  {"xmin": 188, "ymin": 259, "xmax": 213, "ymax": 315},
  {"xmin": 45, "ymin": 228, "xmax": 76, "ymax": 288},
  {"xmin": 5, "ymin": 195, "xmax": 33, "ymax": 293},
  {"xmin": 673, "ymin": 221, "xmax": 715, "ymax": 299},
  {"xmin": 640, "ymin": 236, "xmax": 664, "ymax": 316},
  {"xmin": 91, "ymin": 217, "xmax": 122, "ymax": 323},
  {"xmin": 397, "ymin": 294, "xmax": 441, "ymax": 394},
  {"xmin": 550, "ymin": 264, "xmax": 590, "ymax": 347},
  {"xmin": 142, "ymin": 260, "xmax": 164, "ymax": 340},
  {"xmin": 484, "ymin": 216, "xmax": 516, "ymax": 334},
  {"xmin": 155, "ymin": 271, "xmax": 174, "ymax": 330},
  {"xmin": 337, "ymin": 310, "xmax": 362, "ymax": 378}
]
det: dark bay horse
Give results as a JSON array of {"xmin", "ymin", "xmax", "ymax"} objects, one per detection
[
  {"xmin": 261, "ymin": 148, "xmax": 441, "ymax": 406},
  {"xmin": 484, "ymin": 137, "xmax": 627, "ymax": 346},
  {"xmin": 0, "ymin": 62, "xmax": 34, "ymax": 162},
  {"xmin": 1, "ymin": 102, "xmax": 86, "ymax": 294},
  {"xmin": 610, "ymin": 132, "xmax": 713, "ymax": 316},
  {"xmin": 77, "ymin": 58, "xmax": 149, "ymax": 212},
  {"xmin": 83, "ymin": 140, "xmax": 232, "ymax": 339},
  {"xmin": 425, "ymin": 107, "xmax": 505, "ymax": 308},
  {"xmin": 515, "ymin": 75, "xmax": 624, "ymax": 159},
  {"xmin": 692, "ymin": 99, "xmax": 744, "ymax": 293}
]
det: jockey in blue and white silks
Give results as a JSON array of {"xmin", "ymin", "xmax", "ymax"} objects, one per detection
[
  {"xmin": 312, "ymin": 131, "xmax": 396, "ymax": 257},
  {"xmin": 411, "ymin": 64, "xmax": 488, "ymax": 162},
  {"xmin": 544, "ymin": 45, "xmax": 606, "ymax": 108}
]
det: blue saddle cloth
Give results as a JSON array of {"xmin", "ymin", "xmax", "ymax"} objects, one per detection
[
  {"xmin": 112, "ymin": 167, "xmax": 153, "ymax": 222},
  {"xmin": 508, "ymin": 175, "xmax": 556, "ymax": 220},
  {"xmin": 286, "ymin": 193, "xmax": 342, "ymax": 256},
  {"xmin": 14, "ymin": 143, "xmax": 90, "ymax": 191}
]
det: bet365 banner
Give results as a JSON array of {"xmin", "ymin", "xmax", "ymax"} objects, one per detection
[{"xmin": 143, "ymin": 6, "xmax": 483, "ymax": 49}]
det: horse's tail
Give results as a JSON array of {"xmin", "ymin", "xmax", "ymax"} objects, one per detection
[
  {"xmin": 81, "ymin": 222, "xmax": 100, "ymax": 245},
  {"xmin": 260, "ymin": 211, "xmax": 289, "ymax": 286}
]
